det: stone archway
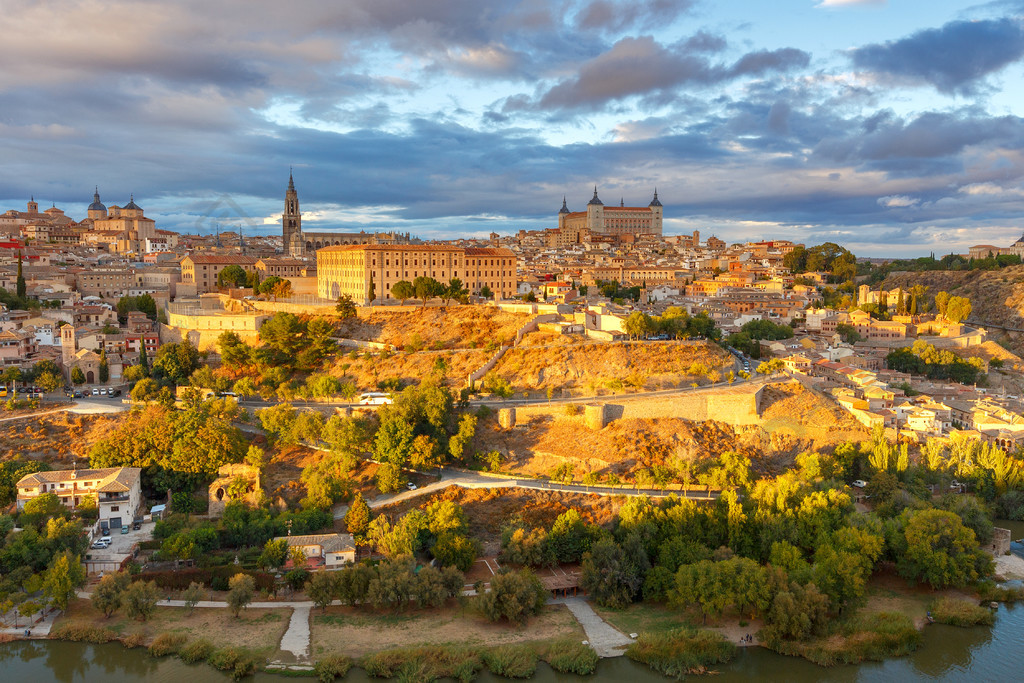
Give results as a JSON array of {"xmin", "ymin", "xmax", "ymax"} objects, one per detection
[
  {"xmin": 86, "ymin": 370, "xmax": 95, "ymax": 383},
  {"xmin": 306, "ymin": 241, "xmax": 313, "ymax": 251}
]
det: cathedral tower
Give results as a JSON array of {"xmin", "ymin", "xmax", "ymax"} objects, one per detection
[{"xmin": 283, "ymin": 170, "xmax": 303, "ymax": 255}]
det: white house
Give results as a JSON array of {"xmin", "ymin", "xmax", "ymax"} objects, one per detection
[
  {"xmin": 17, "ymin": 466, "xmax": 142, "ymax": 529},
  {"xmin": 276, "ymin": 533, "xmax": 357, "ymax": 569}
]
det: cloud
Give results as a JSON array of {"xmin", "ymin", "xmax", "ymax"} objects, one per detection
[
  {"xmin": 575, "ymin": 0, "xmax": 696, "ymax": 33},
  {"xmin": 509, "ymin": 36, "xmax": 809, "ymax": 113},
  {"xmin": 877, "ymin": 195, "xmax": 919, "ymax": 207},
  {"xmin": 850, "ymin": 17, "xmax": 1024, "ymax": 94}
]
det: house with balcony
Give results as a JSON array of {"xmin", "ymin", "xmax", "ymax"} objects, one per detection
[{"xmin": 16, "ymin": 466, "xmax": 141, "ymax": 529}]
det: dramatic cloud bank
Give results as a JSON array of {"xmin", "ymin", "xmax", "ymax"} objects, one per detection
[{"xmin": 1, "ymin": 0, "xmax": 1023, "ymax": 255}]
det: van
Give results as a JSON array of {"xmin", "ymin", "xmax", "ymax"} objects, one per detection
[
  {"xmin": 0, "ymin": 387, "xmax": 7, "ymax": 398},
  {"xmin": 358, "ymin": 392, "xmax": 393, "ymax": 406}
]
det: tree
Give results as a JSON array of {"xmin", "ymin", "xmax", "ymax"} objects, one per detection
[
  {"xmin": 624, "ymin": 311, "xmax": 654, "ymax": 340},
  {"xmin": 835, "ymin": 323, "xmax": 863, "ymax": 344},
  {"xmin": 226, "ymin": 573, "xmax": 255, "ymax": 617},
  {"xmin": 307, "ymin": 571, "xmax": 336, "ymax": 612},
  {"xmin": 71, "ymin": 366, "xmax": 85, "ymax": 385},
  {"xmin": 258, "ymin": 538, "xmax": 290, "ymax": 571},
  {"xmin": 581, "ymin": 537, "xmax": 639, "ymax": 608},
  {"xmin": 182, "ymin": 581, "xmax": 205, "ymax": 614},
  {"xmin": 443, "ymin": 278, "xmax": 467, "ymax": 305},
  {"xmin": 16, "ymin": 252, "xmax": 26, "ymax": 299},
  {"xmin": 345, "ymin": 493, "xmax": 372, "ymax": 538},
  {"xmin": 217, "ymin": 265, "xmax": 249, "ymax": 288},
  {"xmin": 431, "ymin": 532, "xmax": 479, "ymax": 572},
  {"xmin": 478, "ymin": 568, "xmax": 546, "ymax": 625},
  {"xmin": 897, "ymin": 509, "xmax": 992, "ymax": 589},
  {"xmin": 945, "ymin": 296, "xmax": 972, "ymax": 324},
  {"xmin": 43, "ymin": 551, "xmax": 86, "ymax": 612},
  {"xmin": 413, "ymin": 276, "xmax": 445, "ymax": 307},
  {"xmin": 98, "ymin": 349, "xmax": 109, "ymax": 383},
  {"xmin": 92, "ymin": 571, "xmax": 131, "ymax": 618},
  {"xmin": 336, "ymin": 294, "xmax": 357, "ymax": 319},
  {"xmin": 479, "ymin": 285, "xmax": 493, "ymax": 299},
  {"xmin": 116, "ymin": 294, "xmax": 157, "ymax": 322},
  {"xmin": 123, "ymin": 579, "xmax": 160, "ymax": 621},
  {"xmin": 259, "ymin": 313, "xmax": 306, "ymax": 355},
  {"xmin": 756, "ymin": 358, "xmax": 785, "ymax": 375},
  {"xmin": 368, "ymin": 273, "xmax": 376, "ymax": 303},
  {"xmin": 24, "ymin": 492, "xmax": 65, "ymax": 519},
  {"xmin": 391, "ymin": 280, "xmax": 415, "ymax": 305},
  {"xmin": 138, "ymin": 340, "xmax": 149, "ymax": 372}
]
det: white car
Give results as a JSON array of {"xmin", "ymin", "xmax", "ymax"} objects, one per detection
[
  {"xmin": 359, "ymin": 392, "xmax": 393, "ymax": 406},
  {"xmin": 91, "ymin": 539, "xmax": 111, "ymax": 550},
  {"xmin": 852, "ymin": 480, "xmax": 867, "ymax": 488},
  {"xmin": 406, "ymin": 482, "xmax": 417, "ymax": 491}
]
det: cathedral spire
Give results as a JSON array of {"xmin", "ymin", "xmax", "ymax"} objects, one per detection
[{"xmin": 288, "ymin": 167, "xmax": 295, "ymax": 192}]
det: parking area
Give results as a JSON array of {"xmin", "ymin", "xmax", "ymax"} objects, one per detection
[{"xmin": 85, "ymin": 520, "xmax": 155, "ymax": 574}]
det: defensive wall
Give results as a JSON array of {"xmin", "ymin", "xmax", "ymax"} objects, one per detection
[{"xmin": 501, "ymin": 381, "xmax": 766, "ymax": 428}]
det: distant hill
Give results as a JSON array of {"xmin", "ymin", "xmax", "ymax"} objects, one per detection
[{"xmin": 881, "ymin": 265, "xmax": 1024, "ymax": 353}]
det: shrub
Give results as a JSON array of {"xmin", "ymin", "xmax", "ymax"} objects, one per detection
[
  {"xmin": 51, "ymin": 624, "xmax": 117, "ymax": 643},
  {"xmin": 930, "ymin": 598, "xmax": 995, "ymax": 627},
  {"xmin": 626, "ymin": 628, "xmax": 736, "ymax": 678},
  {"xmin": 360, "ymin": 646, "xmax": 483, "ymax": 682},
  {"xmin": 563, "ymin": 403, "xmax": 581, "ymax": 416},
  {"xmin": 121, "ymin": 633, "xmax": 146, "ymax": 649},
  {"xmin": 178, "ymin": 638, "xmax": 215, "ymax": 664},
  {"xmin": 149, "ymin": 632, "xmax": 188, "ymax": 657},
  {"xmin": 483, "ymin": 644, "xmax": 537, "ymax": 678},
  {"xmin": 540, "ymin": 639, "xmax": 599, "ymax": 675},
  {"xmin": 313, "ymin": 654, "xmax": 353, "ymax": 682},
  {"xmin": 768, "ymin": 612, "xmax": 921, "ymax": 666},
  {"xmin": 208, "ymin": 646, "xmax": 258, "ymax": 680}
]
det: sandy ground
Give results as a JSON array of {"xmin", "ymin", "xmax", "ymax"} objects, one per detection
[
  {"xmin": 993, "ymin": 553, "xmax": 1024, "ymax": 580},
  {"xmin": 309, "ymin": 603, "xmax": 583, "ymax": 658}
]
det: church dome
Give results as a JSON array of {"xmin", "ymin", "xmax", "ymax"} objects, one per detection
[
  {"xmin": 88, "ymin": 187, "xmax": 106, "ymax": 212},
  {"xmin": 124, "ymin": 194, "xmax": 142, "ymax": 211},
  {"xmin": 559, "ymin": 196, "xmax": 570, "ymax": 214},
  {"xmin": 587, "ymin": 186, "xmax": 603, "ymax": 206},
  {"xmin": 649, "ymin": 189, "xmax": 662, "ymax": 207}
]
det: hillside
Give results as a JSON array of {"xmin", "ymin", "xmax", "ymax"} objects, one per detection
[
  {"xmin": 0, "ymin": 411, "xmax": 127, "ymax": 468},
  {"xmin": 489, "ymin": 339, "xmax": 734, "ymax": 393},
  {"xmin": 474, "ymin": 382, "xmax": 868, "ymax": 480},
  {"xmin": 335, "ymin": 306, "xmax": 531, "ymax": 350},
  {"xmin": 881, "ymin": 266, "xmax": 1024, "ymax": 354}
]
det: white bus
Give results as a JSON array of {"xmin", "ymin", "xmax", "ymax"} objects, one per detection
[{"xmin": 358, "ymin": 392, "xmax": 393, "ymax": 406}]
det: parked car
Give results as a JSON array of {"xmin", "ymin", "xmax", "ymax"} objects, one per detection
[
  {"xmin": 406, "ymin": 482, "xmax": 417, "ymax": 491},
  {"xmin": 852, "ymin": 479, "xmax": 867, "ymax": 488},
  {"xmin": 120, "ymin": 525, "xmax": 129, "ymax": 534},
  {"xmin": 132, "ymin": 518, "xmax": 143, "ymax": 531},
  {"xmin": 91, "ymin": 539, "xmax": 111, "ymax": 549},
  {"xmin": 101, "ymin": 527, "xmax": 110, "ymax": 537},
  {"xmin": 92, "ymin": 388, "xmax": 100, "ymax": 395}
]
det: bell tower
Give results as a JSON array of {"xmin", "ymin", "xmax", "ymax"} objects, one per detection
[{"xmin": 283, "ymin": 170, "xmax": 303, "ymax": 255}]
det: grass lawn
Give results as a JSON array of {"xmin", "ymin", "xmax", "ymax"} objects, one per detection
[
  {"xmin": 594, "ymin": 602, "xmax": 695, "ymax": 636},
  {"xmin": 310, "ymin": 602, "xmax": 584, "ymax": 658},
  {"xmin": 54, "ymin": 598, "xmax": 290, "ymax": 656}
]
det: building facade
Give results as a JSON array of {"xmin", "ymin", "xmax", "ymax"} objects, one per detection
[
  {"xmin": 17, "ymin": 466, "xmax": 142, "ymax": 529},
  {"xmin": 180, "ymin": 254, "xmax": 258, "ymax": 294},
  {"xmin": 317, "ymin": 244, "xmax": 517, "ymax": 303},
  {"xmin": 556, "ymin": 188, "xmax": 663, "ymax": 241}
]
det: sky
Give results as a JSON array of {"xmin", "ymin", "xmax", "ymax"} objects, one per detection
[{"xmin": 3, "ymin": 0, "xmax": 1024, "ymax": 257}]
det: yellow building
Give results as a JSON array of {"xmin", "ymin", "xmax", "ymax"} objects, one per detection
[
  {"xmin": 180, "ymin": 254, "xmax": 258, "ymax": 294},
  {"xmin": 317, "ymin": 244, "xmax": 516, "ymax": 304},
  {"xmin": 557, "ymin": 188, "xmax": 663, "ymax": 240}
]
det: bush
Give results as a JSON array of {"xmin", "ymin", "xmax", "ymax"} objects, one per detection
[
  {"xmin": 540, "ymin": 639, "xmax": 599, "ymax": 675},
  {"xmin": 121, "ymin": 633, "xmax": 146, "ymax": 649},
  {"xmin": 313, "ymin": 654, "xmax": 353, "ymax": 682},
  {"xmin": 563, "ymin": 403, "xmax": 581, "ymax": 416},
  {"xmin": 178, "ymin": 638, "xmax": 215, "ymax": 664},
  {"xmin": 208, "ymin": 646, "xmax": 258, "ymax": 680},
  {"xmin": 930, "ymin": 598, "xmax": 994, "ymax": 627},
  {"xmin": 483, "ymin": 644, "xmax": 537, "ymax": 678},
  {"xmin": 360, "ymin": 646, "xmax": 483, "ymax": 682},
  {"xmin": 51, "ymin": 624, "xmax": 117, "ymax": 643},
  {"xmin": 149, "ymin": 632, "xmax": 188, "ymax": 657},
  {"xmin": 626, "ymin": 628, "xmax": 736, "ymax": 678},
  {"xmin": 135, "ymin": 567, "xmax": 275, "ymax": 592},
  {"xmin": 768, "ymin": 612, "xmax": 921, "ymax": 666}
]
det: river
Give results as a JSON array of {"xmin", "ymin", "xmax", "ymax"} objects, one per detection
[{"xmin": 4, "ymin": 519, "xmax": 1024, "ymax": 682}]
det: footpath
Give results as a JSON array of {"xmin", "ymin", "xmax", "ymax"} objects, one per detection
[{"xmin": 66, "ymin": 589, "xmax": 632, "ymax": 667}]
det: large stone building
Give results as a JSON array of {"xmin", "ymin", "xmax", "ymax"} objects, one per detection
[
  {"xmin": 553, "ymin": 188, "xmax": 664, "ymax": 245},
  {"xmin": 317, "ymin": 244, "xmax": 517, "ymax": 304},
  {"xmin": 81, "ymin": 190, "xmax": 163, "ymax": 253},
  {"xmin": 180, "ymin": 254, "xmax": 258, "ymax": 294},
  {"xmin": 282, "ymin": 173, "xmax": 413, "ymax": 256}
]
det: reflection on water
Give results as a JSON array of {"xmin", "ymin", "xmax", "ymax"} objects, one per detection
[{"xmin": 1, "ymin": 605, "xmax": 1023, "ymax": 682}]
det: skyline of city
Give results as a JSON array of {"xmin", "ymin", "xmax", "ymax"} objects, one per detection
[{"xmin": 3, "ymin": 0, "xmax": 1024, "ymax": 255}]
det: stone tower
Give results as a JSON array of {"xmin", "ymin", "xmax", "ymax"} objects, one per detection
[
  {"xmin": 283, "ymin": 170, "xmax": 303, "ymax": 256},
  {"xmin": 586, "ymin": 186, "xmax": 604, "ymax": 233}
]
